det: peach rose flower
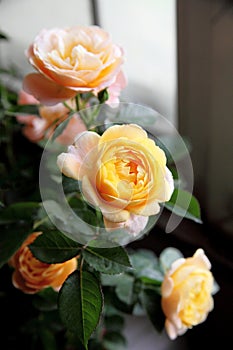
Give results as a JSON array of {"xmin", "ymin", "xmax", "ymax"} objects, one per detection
[
  {"xmin": 8, "ymin": 232, "xmax": 77, "ymax": 294},
  {"xmin": 16, "ymin": 91, "xmax": 87, "ymax": 144},
  {"xmin": 57, "ymin": 124, "xmax": 174, "ymax": 235},
  {"xmin": 23, "ymin": 25, "xmax": 124, "ymax": 105},
  {"xmin": 161, "ymin": 249, "xmax": 214, "ymax": 340}
]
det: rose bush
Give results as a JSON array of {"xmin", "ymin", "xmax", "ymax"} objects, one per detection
[
  {"xmin": 57, "ymin": 123, "xmax": 174, "ymax": 234},
  {"xmin": 161, "ymin": 248, "xmax": 214, "ymax": 339},
  {"xmin": 17, "ymin": 90, "xmax": 86, "ymax": 144},
  {"xmin": 0, "ymin": 21, "xmax": 220, "ymax": 350},
  {"xmin": 8, "ymin": 232, "xmax": 77, "ymax": 294},
  {"xmin": 23, "ymin": 25, "xmax": 125, "ymax": 105}
]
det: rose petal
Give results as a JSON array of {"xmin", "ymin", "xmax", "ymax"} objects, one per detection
[
  {"xmin": 82, "ymin": 175, "xmax": 130, "ymax": 223},
  {"xmin": 57, "ymin": 153, "xmax": 80, "ymax": 180},
  {"xmin": 23, "ymin": 73, "xmax": 77, "ymax": 105},
  {"xmin": 192, "ymin": 248, "xmax": 211, "ymax": 270},
  {"xmin": 73, "ymin": 131, "xmax": 100, "ymax": 160},
  {"xmin": 132, "ymin": 199, "xmax": 161, "ymax": 216},
  {"xmin": 107, "ymin": 70, "xmax": 127, "ymax": 106},
  {"xmin": 165, "ymin": 319, "xmax": 178, "ymax": 340},
  {"xmin": 99, "ymin": 124, "xmax": 148, "ymax": 143},
  {"xmin": 161, "ymin": 276, "xmax": 174, "ymax": 298},
  {"xmin": 104, "ymin": 213, "xmax": 148, "ymax": 236},
  {"xmin": 18, "ymin": 90, "xmax": 39, "ymax": 105},
  {"xmin": 168, "ymin": 258, "xmax": 186, "ymax": 276}
]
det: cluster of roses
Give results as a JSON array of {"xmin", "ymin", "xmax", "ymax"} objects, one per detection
[{"xmin": 9, "ymin": 24, "xmax": 215, "ymax": 341}]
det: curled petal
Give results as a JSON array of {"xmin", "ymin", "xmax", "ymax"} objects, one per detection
[
  {"xmin": 192, "ymin": 248, "xmax": 212, "ymax": 270},
  {"xmin": 161, "ymin": 276, "xmax": 174, "ymax": 298},
  {"xmin": 18, "ymin": 90, "xmax": 39, "ymax": 105},
  {"xmin": 164, "ymin": 167, "xmax": 175, "ymax": 201},
  {"xmin": 73, "ymin": 131, "xmax": 100, "ymax": 160},
  {"xmin": 57, "ymin": 153, "xmax": 80, "ymax": 180},
  {"xmin": 104, "ymin": 214, "xmax": 148, "ymax": 236},
  {"xmin": 168, "ymin": 258, "xmax": 186, "ymax": 276},
  {"xmin": 23, "ymin": 73, "xmax": 77, "ymax": 105},
  {"xmin": 165, "ymin": 320, "xmax": 179, "ymax": 340}
]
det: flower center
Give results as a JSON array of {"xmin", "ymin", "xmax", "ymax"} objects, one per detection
[
  {"xmin": 179, "ymin": 279, "xmax": 211, "ymax": 327},
  {"xmin": 115, "ymin": 159, "xmax": 139, "ymax": 185}
]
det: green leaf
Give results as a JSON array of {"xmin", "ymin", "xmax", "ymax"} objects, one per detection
[
  {"xmin": 103, "ymin": 331, "xmax": 127, "ymax": 350},
  {"xmin": 138, "ymin": 268, "xmax": 164, "ymax": 286},
  {"xmin": 40, "ymin": 199, "xmax": 96, "ymax": 238},
  {"xmin": 62, "ymin": 175, "xmax": 81, "ymax": 194},
  {"xmin": 101, "ymin": 273, "xmax": 123, "ymax": 287},
  {"xmin": 0, "ymin": 206, "xmax": 40, "ymax": 266},
  {"xmin": 0, "ymin": 201, "xmax": 40, "ymax": 225},
  {"xmin": 164, "ymin": 188, "xmax": 202, "ymax": 223},
  {"xmin": 39, "ymin": 310, "xmax": 64, "ymax": 332},
  {"xmin": 58, "ymin": 270, "xmax": 103, "ymax": 349},
  {"xmin": 104, "ymin": 315, "xmax": 125, "ymax": 333},
  {"xmin": 115, "ymin": 274, "xmax": 136, "ymax": 305},
  {"xmin": 68, "ymin": 195, "xmax": 86, "ymax": 208},
  {"xmin": 72, "ymin": 208, "xmax": 98, "ymax": 227},
  {"xmin": 7, "ymin": 104, "xmax": 39, "ymax": 115},
  {"xmin": 140, "ymin": 289, "xmax": 165, "ymax": 332},
  {"xmin": 129, "ymin": 250, "xmax": 164, "ymax": 286},
  {"xmin": 104, "ymin": 103, "xmax": 158, "ymax": 127},
  {"xmin": 51, "ymin": 112, "xmax": 74, "ymax": 142},
  {"xmin": 132, "ymin": 302, "xmax": 146, "ymax": 316},
  {"xmin": 159, "ymin": 247, "xmax": 184, "ymax": 273},
  {"xmin": 129, "ymin": 249, "xmax": 160, "ymax": 275},
  {"xmin": 29, "ymin": 230, "xmax": 81, "ymax": 263},
  {"xmin": 33, "ymin": 287, "xmax": 58, "ymax": 311},
  {"xmin": 39, "ymin": 327, "xmax": 57, "ymax": 350},
  {"xmin": 0, "ymin": 223, "xmax": 31, "ymax": 268},
  {"xmin": 98, "ymin": 89, "xmax": 109, "ymax": 103},
  {"xmin": 83, "ymin": 246, "xmax": 132, "ymax": 274},
  {"xmin": 106, "ymin": 289, "xmax": 134, "ymax": 314}
]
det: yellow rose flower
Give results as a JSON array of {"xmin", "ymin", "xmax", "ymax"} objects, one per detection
[
  {"xmin": 161, "ymin": 249, "xmax": 214, "ymax": 340},
  {"xmin": 23, "ymin": 25, "xmax": 124, "ymax": 105},
  {"xmin": 57, "ymin": 124, "xmax": 174, "ymax": 234},
  {"xmin": 8, "ymin": 232, "xmax": 77, "ymax": 294}
]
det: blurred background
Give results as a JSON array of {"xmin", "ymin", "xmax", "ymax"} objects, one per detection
[{"xmin": 0, "ymin": 0, "xmax": 232, "ymax": 349}]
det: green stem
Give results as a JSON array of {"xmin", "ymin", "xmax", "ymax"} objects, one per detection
[
  {"xmin": 63, "ymin": 101, "xmax": 74, "ymax": 112},
  {"xmin": 75, "ymin": 94, "xmax": 81, "ymax": 111}
]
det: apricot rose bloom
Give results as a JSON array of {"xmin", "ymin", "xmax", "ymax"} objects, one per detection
[
  {"xmin": 16, "ymin": 90, "xmax": 86, "ymax": 144},
  {"xmin": 8, "ymin": 232, "xmax": 77, "ymax": 294},
  {"xmin": 23, "ymin": 25, "xmax": 124, "ymax": 105},
  {"xmin": 161, "ymin": 249, "xmax": 214, "ymax": 340},
  {"xmin": 57, "ymin": 124, "xmax": 174, "ymax": 234}
]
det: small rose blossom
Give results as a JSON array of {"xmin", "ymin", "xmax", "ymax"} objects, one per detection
[
  {"xmin": 8, "ymin": 232, "xmax": 77, "ymax": 294},
  {"xmin": 161, "ymin": 249, "xmax": 214, "ymax": 340},
  {"xmin": 17, "ymin": 91, "xmax": 87, "ymax": 144},
  {"xmin": 23, "ymin": 25, "xmax": 124, "ymax": 105},
  {"xmin": 57, "ymin": 124, "xmax": 174, "ymax": 235}
]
